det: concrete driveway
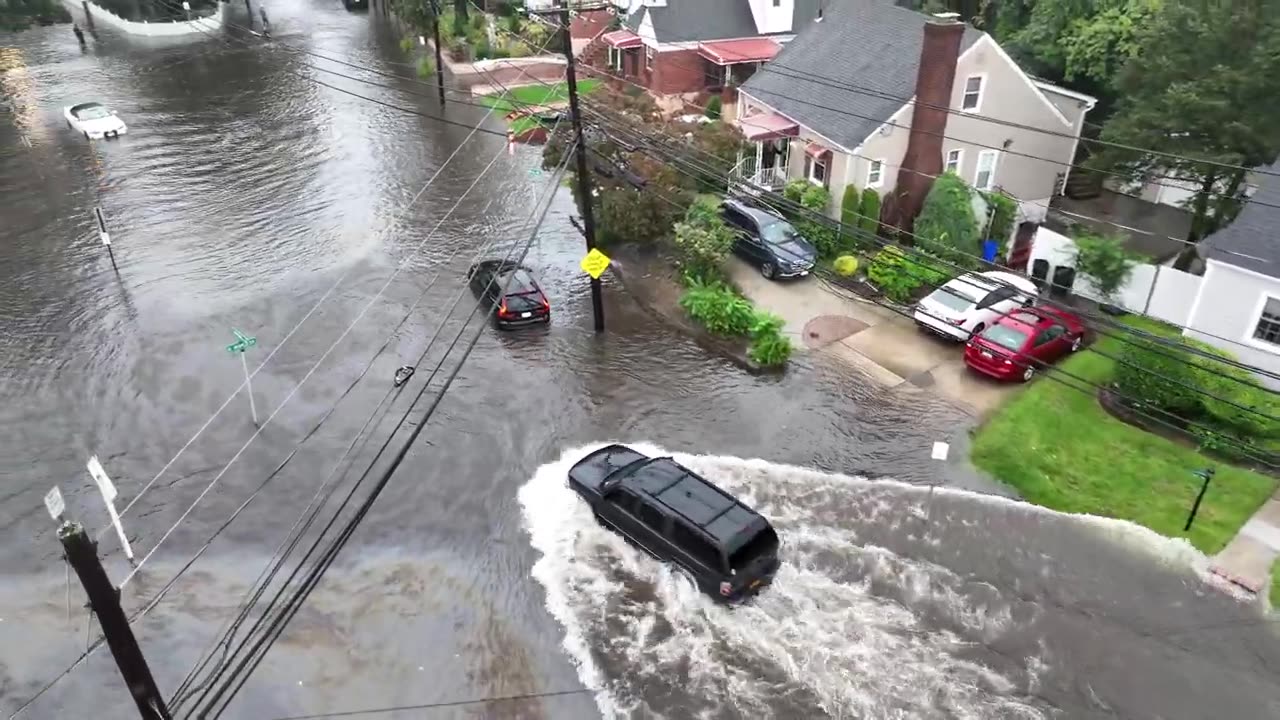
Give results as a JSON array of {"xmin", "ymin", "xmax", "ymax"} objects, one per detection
[{"xmin": 730, "ymin": 259, "xmax": 1017, "ymax": 419}]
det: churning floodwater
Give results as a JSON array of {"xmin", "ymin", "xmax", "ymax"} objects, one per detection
[
  {"xmin": 522, "ymin": 444, "xmax": 1280, "ymax": 720},
  {"xmin": 2, "ymin": 3, "xmax": 1280, "ymax": 718}
]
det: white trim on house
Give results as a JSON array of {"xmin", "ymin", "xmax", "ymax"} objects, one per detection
[
  {"xmin": 966, "ymin": 35, "xmax": 1072, "ymax": 127},
  {"xmin": 1243, "ymin": 291, "xmax": 1280, "ymax": 357},
  {"xmin": 1033, "ymin": 80, "xmax": 1098, "ymax": 106},
  {"xmin": 945, "ymin": 148, "xmax": 963, "ymax": 174},
  {"xmin": 960, "ymin": 73, "xmax": 986, "ymax": 113},
  {"xmin": 974, "ymin": 149, "xmax": 999, "ymax": 190},
  {"xmin": 1205, "ymin": 257, "xmax": 1280, "ymax": 285},
  {"xmin": 866, "ymin": 159, "xmax": 885, "ymax": 188}
]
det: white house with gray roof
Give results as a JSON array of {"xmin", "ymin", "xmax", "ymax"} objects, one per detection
[
  {"xmin": 733, "ymin": 0, "xmax": 1095, "ymax": 232},
  {"xmin": 1184, "ymin": 160, "xmax": 1280, "ymax": 385}
]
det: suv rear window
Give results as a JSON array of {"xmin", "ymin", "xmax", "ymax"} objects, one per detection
[{"xmin": 729, "ymin": 526, "xmax": 778, "ymax": 570}]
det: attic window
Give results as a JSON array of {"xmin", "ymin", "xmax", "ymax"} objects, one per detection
[
  {"xmin": 772, "ymin": 0, "xmax": 780, "ymax": 6},
  {"xmin": 962, "ymin": 75, "xmax": 984, "ymax": 112}
]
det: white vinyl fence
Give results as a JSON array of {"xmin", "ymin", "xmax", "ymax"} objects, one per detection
[{"xmin": 1025, "ymin": 226, "xmax": 1202, "ymax": 326}]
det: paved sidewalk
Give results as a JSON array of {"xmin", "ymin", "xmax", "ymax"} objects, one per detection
[
  {"xmin": 729, "ymin": 259, "xmax": 1016, "ymax": 419},
  {"xmin": 1211, "ymin": 492, "xmax": 1280, "ymax": 601}
]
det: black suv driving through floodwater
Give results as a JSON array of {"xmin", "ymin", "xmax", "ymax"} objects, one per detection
[{"xmin": 568, "ymin": 444, "xmax": 781, "ymax": 603}]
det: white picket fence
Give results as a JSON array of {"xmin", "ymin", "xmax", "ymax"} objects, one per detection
[{"xmin": 1025, "ymin": 226, "xmax": 1202, "ymax": 326}]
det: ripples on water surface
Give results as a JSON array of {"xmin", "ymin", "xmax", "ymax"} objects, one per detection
[{"xmin": 522, "ymin": 444, "xmax": 1280, "ymax": 720}]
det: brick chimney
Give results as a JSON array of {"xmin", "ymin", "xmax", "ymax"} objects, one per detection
[{"xmin": 888, "ymin": 13, "xmax": 965, "ymax": 235}]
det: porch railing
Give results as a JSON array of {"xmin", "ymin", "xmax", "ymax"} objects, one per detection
[{"xmin": 729, "ymin": 154, "xmax": 788, "ymax": 192}]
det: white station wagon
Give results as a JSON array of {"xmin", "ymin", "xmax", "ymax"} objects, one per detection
[{"xmin": 914, "ymin": 270, "xmax": 1039, "ymax": 341}]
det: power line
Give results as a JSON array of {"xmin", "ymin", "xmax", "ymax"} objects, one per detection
[
  {"xmin": 488, "ymin": 12, "xmax": 1273, "ymax": 256},
  {"xmin": 185, "ymin": 144, "xmax": 576, "ymax": 720},
  {"xmin": 603, "ymin": 7, "xmax": 1280, "ymax": 187},
  {"xmin": 579, "ymin": 103, "xmax": 1280, "ymax": 385},
  {"xmin": 596, "ymin": 147, "xmax": 1280, "ymax": 465},
  {"xmin": 260, "ymin": 688, "xmax": 601, "ymax": 719}
]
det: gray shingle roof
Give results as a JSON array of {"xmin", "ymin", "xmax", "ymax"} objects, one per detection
[
  {"xmin": 624, "ymin": 0, "xmax": 826, "ymax": 43},
  {"xmin": 1204, "ymin": 160, "xmax": 1280, "ymax": 277},
  {"xmin": 740, "ymin": 0, "xmax": 983, "ymax": 151}
]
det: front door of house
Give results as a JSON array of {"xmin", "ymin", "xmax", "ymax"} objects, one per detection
[{"xmin": 758, "ymin": 138, "xmax": 789, "ymax": 181}]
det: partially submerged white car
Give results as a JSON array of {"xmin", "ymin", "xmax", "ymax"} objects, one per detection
[{"xmin": 64, "ymin": 102, "xmax": 127, "ymax": 140}]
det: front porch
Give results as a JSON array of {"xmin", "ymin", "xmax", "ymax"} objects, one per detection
[{"xmin": 729, "ymin": 111, "xmax": 799, "ymax": 192}]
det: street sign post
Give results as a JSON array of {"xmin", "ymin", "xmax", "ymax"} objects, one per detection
[
  {"xmin": 226, "ymin": 329, "xmax": 259, "ymax": 425},
  {"xmin": 87, "ymin": 455, "xmax": 133, "ymax": 562},
  {"xmin": 579, "ymin": 248, "xmax": 611, "ymax": 280},
  {"xmin": 44, "ymin": 486, "xmax": 65, "ymax": 521}
]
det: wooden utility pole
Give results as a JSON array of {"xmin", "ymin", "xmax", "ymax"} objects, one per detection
[
  {"xmin": 60, "ymin": 521, "xmax": 172, "ymax": 720},
  {"xmin": 429, "ymin": 0, "xmax": 447, "ymax": 105},
  {"xmin": 554, "ymin": 1, "xmax": 605, "ymax": 332}
]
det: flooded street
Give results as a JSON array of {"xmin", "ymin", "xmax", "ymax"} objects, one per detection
[{"xmin": 2, "ymin": 3, "xmax": 1279, "ymax": 718}]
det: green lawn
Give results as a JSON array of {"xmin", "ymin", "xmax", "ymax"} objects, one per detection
[
  {"xmin": 971, "ymin": 316, "xmax": 1277, "ymax": 554},
  {"xmin": 1272, "ymin": 559, "xmax": 1280, "ymax": 609},
  {"xmin": 478, "ymin": 79, "xmax": 601, "ymax": 116}
]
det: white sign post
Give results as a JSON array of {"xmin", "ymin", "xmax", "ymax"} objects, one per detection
[
  {"xmin": 87, "ymin": 455, "xmax": 133, "ymax": 562},
  {"xmin": 44, "ymin": 486, "xmax": 65, "ymax": 520}
]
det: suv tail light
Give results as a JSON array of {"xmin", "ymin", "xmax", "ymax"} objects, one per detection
[
  {"xmin": 497, "ymin": 301, "xmax": 510, "ymax": 317},
  {"xmin": 949, "ymin": 317, "xmax": 966, "ymax": 326},
  {"xmin": 719, "ymin": 581, "xmax": 732, "ymax": 596}
]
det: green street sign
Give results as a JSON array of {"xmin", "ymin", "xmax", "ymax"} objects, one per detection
[{"xmin": 226, "ymin": 328, "xmax": 257, "ymax": 354}]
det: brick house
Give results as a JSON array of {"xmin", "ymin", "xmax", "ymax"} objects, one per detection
[
  {"xmin": 595, "ymin": 0, "xmax": 822, "ymax": 102},
  {"xmin": 734, "ymin": 0, "xmax": 1096, "ymax": 235}
]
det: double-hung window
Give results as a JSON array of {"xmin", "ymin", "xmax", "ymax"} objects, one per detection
[{"xmin": 974, "ymin": 150, "xmax": 998, "ymax": 191}]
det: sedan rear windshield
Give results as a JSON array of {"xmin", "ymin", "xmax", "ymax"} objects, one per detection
[
  {"xmin": 503, "ymin": 291, "xmax": 544, "ymax": 312},
  {"xmin": 981, "ymin": 325, "xmax": 1029, "ymax": 351},
  {"xmin": 729, "ymin": 526, "xmax": 779, "ymax": 570},
  {"xmin": 929, "ymin": 286, "xmax": 977, "ymax": 312}
]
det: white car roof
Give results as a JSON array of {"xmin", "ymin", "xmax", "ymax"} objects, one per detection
[{"xmin": 949, "ymin": 270, "xmax": 1038, "ymax": 295}]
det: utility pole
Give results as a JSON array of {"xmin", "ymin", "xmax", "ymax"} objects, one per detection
[
  {"xmin": 59, "ymin": 521, "xmax": 172, "ymax": 719},
  {"xmin": 429, "ymin": 0, "xmax": 447, "ymax": 105},
  {"xmin": 554, "ymin": 0, "xmax": 605, "ymax": 332}
]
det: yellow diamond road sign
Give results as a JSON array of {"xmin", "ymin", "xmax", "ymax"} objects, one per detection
[{"xmin": 580, "ymin": 248, "xmax": 611, "ymax": 280}]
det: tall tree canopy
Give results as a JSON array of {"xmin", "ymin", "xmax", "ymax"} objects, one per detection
[{"xmin": 1092, "ymin": 0, "xmax": 1280, "ymax": 266}]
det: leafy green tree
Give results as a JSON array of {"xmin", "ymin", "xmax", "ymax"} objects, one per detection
[
  {"xmin": 1002, "ymin": 0, "xmax": 1158, "ymax": 87},
  {"xmin": 704, "ymin": 96, "xmax": 722, "ymax": 120},
  {"xmin": 1093, "ymin": 0, "xmax": 1280, "ymax": 269},
  {"xmin": 1072, "ymin": 231, "xmax": 1142, "ymax": 303},
  {"xmin": 914, "ymin": 174, "xmax": 978, "ymax": 258}
]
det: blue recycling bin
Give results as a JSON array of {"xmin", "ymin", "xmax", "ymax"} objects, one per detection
[{"xmin": 981, "ymin": 238, "xmax": 999, "ymax": 263}]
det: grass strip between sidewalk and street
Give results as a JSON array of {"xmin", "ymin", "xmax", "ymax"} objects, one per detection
[
  {"xmin": 479, "ymin": 80, "xmax": 601, "ymax": 135},
  {"xmin": 1272, "ymin": 558, "xmax": 1280, "ymax": 609},
  {"xmin": 971, "ymin": 316, "xmax": 1277, "ymax": 554}
]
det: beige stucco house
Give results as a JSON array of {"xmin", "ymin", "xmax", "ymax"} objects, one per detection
[{"xmin": 733, "ymin": 0, "xmax": 1096, "ymax": 233}]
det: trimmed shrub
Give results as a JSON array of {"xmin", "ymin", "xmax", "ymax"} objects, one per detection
[
  {"xmin": 840, "ymin": 185, "xmax": 861, "ymax": 226},
  {"xmin": 867, "ymin": 246, "xmax": 950, "ymax": 303},
  {"xmin": 399, "ymin": 36, "xmax": 416, "ymax": 53},
  {"xmin": 705, "ymin": 95, "xmax": 723, "ymax": 120},
  {"xmin": 799, "ymin": 183, "xmax": 831, "ymax": 213},
  {"xmin": 833, "ymin": 255, "xmax": 859, "ymax": 276},
  {"xmin": 915, "ymin": 174, "xmax": 978, "ymax": 257},
  {"xmin": 416, "ymin": 56, "xmax": 436, "ymax": 79},
  {"xmin": 859, "ymin": 188, "xmax": 881, "ymax": 234},
  {"xmin": 798, "ymin": 219, "xmax": 840, "ymax": 259},
  {"xmin": 783, "ymin": 179, "xmax": 809, "ymax": 204},
  {"xmin": 749, "ymin": 312, "xmax": 792, "ymax": 366},
  {"xmin": 679, "ymin": 280, "xmax": 755, "ymax": 335}
]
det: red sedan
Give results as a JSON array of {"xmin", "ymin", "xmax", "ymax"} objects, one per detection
[{"xmin": 964, "ymin": 306, "xmax": 1086, "ymax": 382}]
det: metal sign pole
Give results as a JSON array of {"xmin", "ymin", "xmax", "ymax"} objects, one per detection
[{"xmin": 227, "ymin": 329, "xmax": 259, "ymax": 426}]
